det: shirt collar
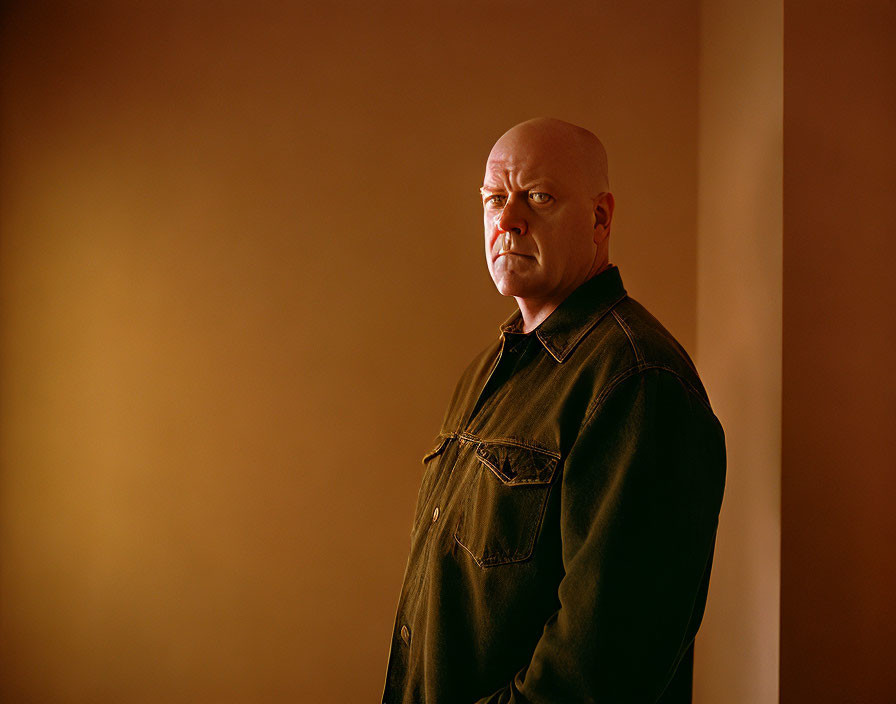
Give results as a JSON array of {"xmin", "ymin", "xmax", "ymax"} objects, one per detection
[{"xmin": 497, "ymin": 264, "xmax": 628, "ymax": 363}]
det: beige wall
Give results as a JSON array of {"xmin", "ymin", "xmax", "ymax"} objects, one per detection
[
  {"xmin": 695, "ymin": 1, "xmax": 896, "ymax": 701},
  {"xmin": 781, "ymin": 1, "xmax": 896, "ymax": 701},
  {"xmin": 694, "ymin": 1, "xmax": 783, "ymax": 702},
  {"xmin": 0, "ymin": 2, "xmax": 703, "ymax": 701}
]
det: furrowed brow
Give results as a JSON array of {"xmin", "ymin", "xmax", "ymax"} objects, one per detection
[
  {"xmin": 479, "ymin": 186, "xmax": 505, "ymax": 198},
  {"xmin": 521, "ymin": 180, "xmax": 557, "ymax": 191}
]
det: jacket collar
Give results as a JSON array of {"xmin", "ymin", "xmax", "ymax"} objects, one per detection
[{"xmin": 497, "ymin": 264, "xmax": 628, "ymax": 363}]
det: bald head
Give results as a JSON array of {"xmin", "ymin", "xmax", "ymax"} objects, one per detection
[
  {"xmin": 486, "ymin": 117, "xmax": 610, "ymax": 195},
  {"xmin": 479, "ymin": 117, "xmax": 615, "ymax": 323}
]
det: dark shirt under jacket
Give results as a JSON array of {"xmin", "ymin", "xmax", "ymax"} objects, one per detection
[{"xmin": 382, "ymin": 264, "xmax": 727, "ymax": 704}]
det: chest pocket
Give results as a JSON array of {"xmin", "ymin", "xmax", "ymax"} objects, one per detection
[{"xmin": 454, "ymin": 441, "xmax": 560, "ymax": 568}]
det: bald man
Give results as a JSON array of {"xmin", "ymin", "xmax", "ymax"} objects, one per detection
[{"xmin": 382, "ymin": 118, "xmax": 726, "ymax": 704}]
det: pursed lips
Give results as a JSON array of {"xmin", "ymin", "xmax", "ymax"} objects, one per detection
[{"xmin": 495, "ymin": 251, "xmax": 534, "ymax": 260}]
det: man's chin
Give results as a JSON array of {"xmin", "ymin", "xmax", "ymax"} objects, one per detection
[{"xmin": 492, "ymin": 278, "xmax": 541, "ymax": 299}]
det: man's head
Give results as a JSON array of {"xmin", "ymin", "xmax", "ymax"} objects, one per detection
[{"xmin": 480, "ymin": 117, "xmax": 614, "ymax": 311}]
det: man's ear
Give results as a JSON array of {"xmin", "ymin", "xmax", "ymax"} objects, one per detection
[{"xmin": 592, "ymin": 192, "xmax": 615, "ymax": 236}]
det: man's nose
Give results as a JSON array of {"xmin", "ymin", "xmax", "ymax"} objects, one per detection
[{"xmin": 495, "ymin": 194, "xmax": 528, "ymax": 237}]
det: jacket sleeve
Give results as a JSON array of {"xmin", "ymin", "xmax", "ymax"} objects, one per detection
[{"xmin": 473, "ymin": 366, "xmax": 727, "ymax": 703}]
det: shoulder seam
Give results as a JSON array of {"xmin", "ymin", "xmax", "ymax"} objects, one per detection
[
  {"xmin": 610, "ymin": 308, "xmax": 643, "ymax": 365},
  {"xmin": 580, "ymin": 363, "xmax": 715, "ymax": 435}
]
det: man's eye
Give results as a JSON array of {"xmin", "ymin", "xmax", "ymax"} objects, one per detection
[
  {"xmin": 529, "ymin": 192, "xmax": 552, "ymax": 204},
  {"xmin": 485, "ymin": 195, "xmax": 506, "ymax": 206}
]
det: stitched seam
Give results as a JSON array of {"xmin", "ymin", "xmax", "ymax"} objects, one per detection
[
  {"xmin": 580, "ymin": 363, "xmax": 715, "ymax": 434},
  {"xmin": 611, "ymin": 309, "xmax": 643, "ymax": 365},
  {"xmin": 562, "ymin": 292, "xmax": 629, "ymax": 360},
  {"xmin": 535, "ymin": 330, "xmax": 562, "ymax": 363},
  {"xmin": 474, "ymin": 451, "xmax": 502, "ymax": 477},
  {"xmin": 474, "ymin": 450, "xmax": 558, "ymax": 485},
  {"xmin": 453, "ymin": 534, "xmax": 485, "ymax": 567},
  {"xmin": 455, "ymin": 432, "xmax": 560, "ymax": 458},
  {"xmin": 542, "ymin": 292, "xmax": 628, "ymax": 363},
  {"xmin": 453, "ymin": 485, "xmax": 552, "ymax": 568}
]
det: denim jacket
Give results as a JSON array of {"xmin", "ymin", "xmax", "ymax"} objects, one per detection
[{"xmin": 382, "ymin": 264, "xmax": 727, "ymax": 703}]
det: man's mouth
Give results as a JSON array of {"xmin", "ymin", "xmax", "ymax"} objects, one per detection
[{"xmin": 496, "ymin": 251, "xmax": 532, "ymax": 258}]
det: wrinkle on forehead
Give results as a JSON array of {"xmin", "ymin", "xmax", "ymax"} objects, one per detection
[{"xmin": 484, "ymin": 117, "xmax": 609, "ymax": 195}]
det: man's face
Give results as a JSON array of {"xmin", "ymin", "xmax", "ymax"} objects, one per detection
[{"xmin": 481, "ymin": 128, "xmax": 606, "ymax": 306}]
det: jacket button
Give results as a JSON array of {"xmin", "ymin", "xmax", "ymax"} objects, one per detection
[
  {"xmin": 432, "ymin": 506, "xmax": 440, "ymax": 522},
  {"xmin": 400, "ymin": 624, "xmax": 410, "ymax": 644}
]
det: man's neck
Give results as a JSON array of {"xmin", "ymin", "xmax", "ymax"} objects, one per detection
[
  {"xmin": 514, "ymin": 298, "xmax": 560, "ymax": 334},
  {"xmin": 514, "ymin": 261, "xmax": 612, "ymax": 334}
]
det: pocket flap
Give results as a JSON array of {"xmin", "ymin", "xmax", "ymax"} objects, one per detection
[
  {"xmin": 421, "ymin": 435, "xmax": 451, "ymax": 464},
  {"xmin": 475, "ymin": 442, "xmax": 559, "ymax": 485}
]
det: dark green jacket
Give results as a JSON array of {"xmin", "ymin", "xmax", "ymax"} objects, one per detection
[{"xmin": 382, "ymin": 264, "xmax": 726, "ymax": 703}]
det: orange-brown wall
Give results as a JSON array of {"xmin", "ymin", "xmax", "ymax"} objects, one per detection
[
  {"xmin": 781, "ymin": 1, "xmax": 896, "ymax": 701},
  {"xmin": 0, "ymin": 3, "xmax": 703, "ymax": 701},
  {"xmin": 694, "ymin": 0, "xmax": 782, "ymax": 701}
]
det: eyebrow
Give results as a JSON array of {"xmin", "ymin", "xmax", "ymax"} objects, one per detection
[{"xmin": 479, "ymin": 182, "xmax": 557, "ymax": 195}]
